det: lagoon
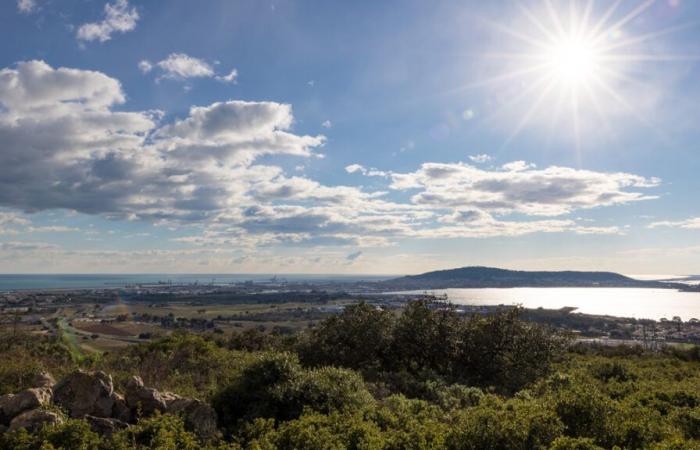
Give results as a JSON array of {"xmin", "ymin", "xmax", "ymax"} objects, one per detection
[{"xmin": 395, "ymin": 288, "xmax": 700, "ymax": 321}]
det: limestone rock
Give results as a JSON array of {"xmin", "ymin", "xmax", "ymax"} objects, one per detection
[
  {"xmin": 167, "ymin": 397, "xmax": 219, "ymax": 441},
  {"xmin": 0, "ymin": 388, "xmax": 52, "ymax": 423},
  {"xmin": 124, "ymin": 376, "xmax": 166, "ymax": 416},
  {"xmin": 32, "ymin": 372, "xmax": 56, "ymax": 388},
  {"xmin": 111, "ymin": 392, "xmax": 133, "ymax": 423},
  {"xmin": 53, "ymin": 370, "xmax": 114, "ymax": 418},
  {"xmin": 85, "ymin": 415, "xmax": 128, "ymax": 437},
  {"xmin": 8, "ymin": 409, "xmax": 63, "ymax": 432}
]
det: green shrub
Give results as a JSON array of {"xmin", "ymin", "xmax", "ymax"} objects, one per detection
[{"xmin": 213, "ymin": 353, "xmax": 373, "ymax": 432}]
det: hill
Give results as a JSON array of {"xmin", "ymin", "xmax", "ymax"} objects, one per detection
[{"xmin": 378, "ymin": 266, "xmax": 668, "ymax": 289}]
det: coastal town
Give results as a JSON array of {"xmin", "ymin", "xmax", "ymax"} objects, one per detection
[{"xmin": 2, "ymin": 279, "xmax": 700, "ymax": 356}]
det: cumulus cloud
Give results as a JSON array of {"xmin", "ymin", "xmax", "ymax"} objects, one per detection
[
  {"xmin": 322, "ymin": 120, "xmax": 332, "ymax": 128},
  {"xmin": 0, "ymin": 60, "xmax": 323, "ymax": 224},
  {"xmin": 141, "ymin": 53, "xmax": 238, "ymax": 83},
  {"xmin": 155, "ymin": 53, "xmax": 214, "ymax": 79},
  {"xmin": 384, "ymin": 162, "xmax": 659, "ymax": 216},
  {"xmin": 648, "ymin": 217, "xmax": 700, "ymax": 230},
  {"xmin": 17, "ymin": 0, "xmax": 36, "ymax": 13},
  {"xmin": 77, "ymin": 0, "xmax": 139, "ymax": 43},
  {"xmin": 0, "ymin": 60, "xmax": 652, "ymax": 260},
  {"xmin": 137, "ymin": 60, "xmax": 153, "ymax": 73},
  {"xmin": 215, "ymin": 69, "xmax": 238, "ymax": 84},
  {"xmin": 468, "ymin": 154, "xmax": 492, "ymax": 164}
]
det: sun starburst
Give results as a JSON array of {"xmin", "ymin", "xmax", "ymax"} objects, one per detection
[{"xmin": 469, "ymin": 0, "xmax": 696, "ymax": 152}]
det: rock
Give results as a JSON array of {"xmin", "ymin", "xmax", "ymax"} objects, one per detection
[
  {"xmin": 124, "ymin": 376, "xmax": 166, "ymax": 417},
  {"xmin": 161, "ymin": 391, "xmax": 182, "ymax": 406},
  {"xmin": 85, "ymin": 415, "xmax": 128, "ymax": 436},
  {"xmin": 32, "ymin": 372, "xmax": 56, "ymax": 388},
  {"xmin": 53, "ymin": 371, "xmax": 114, "ymax": 418},
  {"xmin": 0, "ymin": 388, "xmax": 52, "ymax": 423},
  {"xmin": 167, "ymin": 398, "xmax": 219, "ymax": 441},
  {"xmin": 111, "ymin": 392, "xmax": 133, "ymax": 423},
  {"xmin": 8, "ymin": 409, "xmax": 63, "ymax": 432}
]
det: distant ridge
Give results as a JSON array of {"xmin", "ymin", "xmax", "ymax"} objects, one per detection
[{"xmin": 379, "ymin": 266, "xmax": 669, "ymax": 289}]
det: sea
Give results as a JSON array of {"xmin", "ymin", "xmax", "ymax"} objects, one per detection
[
  {"xmin": 394, "ymin": 288, "xmax": 700, "ymax": 321},
  {"xmin": 0, "ymin": 273, "xmax": 392, "ymax": 291}
]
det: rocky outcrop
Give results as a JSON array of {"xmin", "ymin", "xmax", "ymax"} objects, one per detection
[
  {"xmin": 0, "ymin": 387, "xmax": 52, "ymax": 423},
  {"xmin": 85, "ymin": 415, "xmax": 128, "ymax": 437},
  {"xmin": 124, "ymin": 376, "xmax": 167, "ymax": 416},
  {"xmin": 167, "ymin": 397, "xmax": 218, "ymax": 441},
  {"xmin": 8, "ymin": 409, "xmax": 63, "ymax": 433},
  {"xmin": 0, "ymin": 370, "xmax": 219, "ymax": 441},
  {"xmin": 110, "ymin": 392, "xmax": 132, "ymax": 423},
  {"xmin": 32, "ymin": 372, "xmax": 56, "ymax": 388},
  {"xmin": 53, "ymin": 370, "xmax": 115, "ymax": 418}
]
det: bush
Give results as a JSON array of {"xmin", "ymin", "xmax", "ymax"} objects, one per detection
[
  {"xmin": 455, "ymin": 308, "xmax": 569, "ymax": 393},
  {"xmin": 298, "ymin": 302, "xmax": 393, "ymax": 375},
  {"xmin": 0, "ymin": 418, "xmax": 101, "ymax": 450},
  {"xmin": 213, "ymin": 352, "xmax": 373, "ymax": 432},
  {"xmin": 110, "ymin": 413, "xmax": 200, "ymax": 450}
]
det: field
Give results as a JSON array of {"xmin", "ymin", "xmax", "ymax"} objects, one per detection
[{"xmin": 28, "ymin": 296, "xmax": 357, "ymax": 354}]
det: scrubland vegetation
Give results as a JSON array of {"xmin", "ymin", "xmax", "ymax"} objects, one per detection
[{"xmin": 1, "ymin": 301, "xmax": 699, "ymax": 449}]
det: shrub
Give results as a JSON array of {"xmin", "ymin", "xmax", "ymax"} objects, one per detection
[
  {"xmin": 298, "ymin": 302, "xmax": 393, "ymax": 375},
  {"xmin": 212, "ymin": 353, "xmax": 373, "ymax": 432}
]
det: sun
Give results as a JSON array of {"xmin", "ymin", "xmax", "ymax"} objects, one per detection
[
  {"xmin": 544, "ymin": 35, "xmax": 601, "ymax": 88},
  {"xmin": 466, "ymin": 0, "xmax": 692, "ymax": 150}
]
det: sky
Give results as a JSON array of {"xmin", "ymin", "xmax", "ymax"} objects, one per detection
[{"xmin": 0, "ymin": 0, "xmax": 699, "ymax": 275}]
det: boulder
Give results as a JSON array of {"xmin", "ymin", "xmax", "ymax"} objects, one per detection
[
  {"xmin": 124, "ymin": 376, "xmax": 167, "ymax": 416},
  {"xmin": 8, "ymin": 409, "xmax": 63, "ymax": 432},
  {"xmin": 53, "ymin": 371, "xmax": 115, "ymax": 418},
  {"xmin": 85, "ymin": 415, "xmax": 128, "ymax": 437},
  {"xmin": 32, "ymin": 372, "xmax": 56, "ymax": 388},
  {"xmin": 0, "ymin": 388, "xmax": 52, "ymax": 424},
  {"xmin": 111, "ymin": 392, "xmax": 133, "ymax": 423},
  {"xmin": 167, "ymin": 397, "xmax": 219, "ymax": 441}
]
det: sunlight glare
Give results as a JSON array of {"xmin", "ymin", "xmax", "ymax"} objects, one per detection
[{"xmin": 545, "ymin": 35, "xmax": 600, "ymax": 87}]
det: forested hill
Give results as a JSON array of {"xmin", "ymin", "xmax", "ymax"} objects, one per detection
[{"xmin": 379, "ymin": 266, "xmax": 669, "ymax": 289}]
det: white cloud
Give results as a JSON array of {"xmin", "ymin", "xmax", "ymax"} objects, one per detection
[
  {"xmin": 156, "ymin": 53, "xmax": 214, "ymax": 79},
  {"xmin": 382, "ymin": 162, "xmax": 659, "ymax": 216},
  {"xmin": 0, "ymin": 60, "xmax": 654, "ymax": 263},
  {"xmin": 143, "ymin": 53, "xmax": 239, "ymax": 83},
  {"xmin": 17, "ymin": 0, "xmax": 36, "ymax": 13},
  {"xmin": 322, "ymin": 120, "xmax": 332, "ymax": 128},
  {"xmin": 138, "ymin": 60, "xmax": 153, "ymax": 73},
  {"xmin": 345, "ymin": 164, "xmax": 365, "ymax": 174},
  {"xmin": 468, "ymin": 154, "xmax": 492, "ymax": 164},
  {"xmin": 77, "ymin": 0, "xmax": 139, "ymax": 43},
  {"xmin": 215, "ymin": 69, "xmax": 238, "ymax": 83},
  {"xmin": 648, "ymin": 217, "xmax": 700, "ymax": 230},
  {"xmin": 462, "ymin": 109, "xmax": 475, "ymax": 121},
  {"xmin": 501, "ymin": 160, "xmax": 535, "ymax": 172},
  {"xmin": 0, "ymin": 60, "xmax": 322, "ymax": 223}
]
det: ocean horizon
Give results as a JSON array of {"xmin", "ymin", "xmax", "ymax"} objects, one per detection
[{"xmin": 0, "ymin": 273, "xmax": 396, "ymax": 291}]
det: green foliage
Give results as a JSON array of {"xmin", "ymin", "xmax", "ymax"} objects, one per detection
[
  {"xmin": 212, "ymin": 352, "xmax": 374, "ymax": 432},
  {"xmin": 2, "ymin": 302, "xmax": 700, "ymax": 449},
  {"xmin": 0, "ymin": 332, "xmax": 76, "ymax": 394},
  {"xmin": 299, "ymin": 301, "xmax": 569, "ymax": 394},
  {"xmin": 101, "ymin": 333, "xmax": 244, "ymax": 399},
  {"xmin": 455, "ymin": 308, "xmax": 569, "ymax": 393},
  {"xmin": 298, "ymin": 302, "xmax": 393, "ymax": 375},
  {"xmin": 0, "ymin": 418, "xmax": 101, "ymax": 450},
  {"xmin": 110, "ymin": 413, "xmax": 201, "ymax": 450}
]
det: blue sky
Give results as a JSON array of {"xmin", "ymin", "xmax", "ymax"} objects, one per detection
[{"xmin": 0, "ymin": 0, "xmax": 699, "ymax": 274}]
